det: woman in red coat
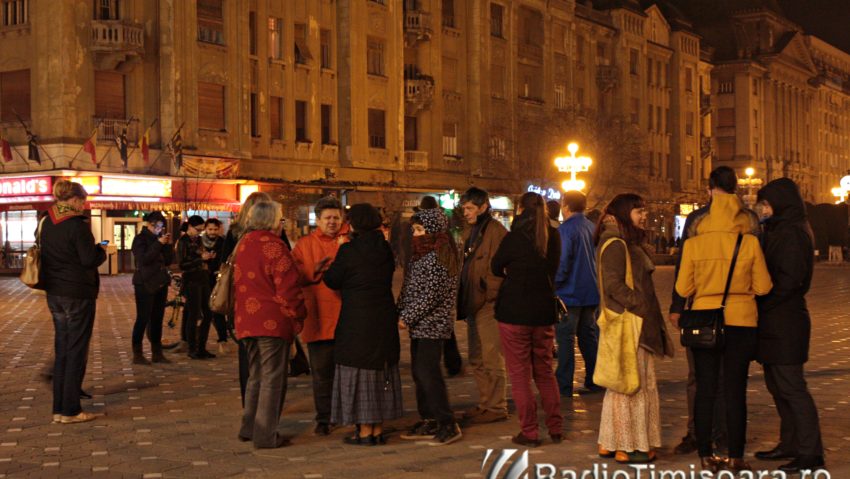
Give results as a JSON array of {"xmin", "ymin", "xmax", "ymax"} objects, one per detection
[{"xmin": 234, "ymin": 201, "xmax": 306, "ymax": 449}]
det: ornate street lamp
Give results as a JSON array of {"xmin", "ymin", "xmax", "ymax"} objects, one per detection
[
  {"xmin": 554, "ymin": 142, "xmax": 592, "ymax": 192},
  {"xmin": 737, "ymin": 167, "xmax": 763, "ymax": 208},
  {"xmin": 835, "ymin": 175, "xmax": 850, "ymax": 204}
]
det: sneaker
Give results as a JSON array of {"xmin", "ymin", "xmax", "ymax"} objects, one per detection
[
  {"xmin": 401, "ymin": 420, "xmax": 438, "ymax": 440},
  {"xmin": 60, "ymin": 412, "xmax": 97, "ymax": 424},
  {"xmin": 52, "ymin": 414, "xmax": 61, "ymax": 424},
  {"xmin": 467, "ymin": 410, "xmax": 508, "ymax": 425},
  {"xmin": 428, "ymin": 423, "xmax": 462, "ymax": 446}
]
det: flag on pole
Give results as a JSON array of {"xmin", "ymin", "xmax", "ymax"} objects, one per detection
[
  {"xmin": 27, "ymin": 133, "xmax": 41, "ymax": 164},
  {"xmin": 169, "ymin": 128, "xmax": 183, "ymax": 170},
  {"xmin": 116, "ymin": 126, "xmax": 129, "ymax": 169},
  {"xmin": 1, "ymin": 135, "xmax": 12, "ymax": 163},
  {"xmin": 140, "ymin": 126, "xmax": 151, "ymax": 164},
  {"xmin": 83, "ymin": 129, "xmax": 98, "ymax": 165}
]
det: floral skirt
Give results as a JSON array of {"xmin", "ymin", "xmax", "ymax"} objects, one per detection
[{"xmin": 330, "ymin": 363, "xmax": 403, "ymax": 425}]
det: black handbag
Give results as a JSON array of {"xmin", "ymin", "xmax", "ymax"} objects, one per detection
[{"xmin": 679, "ymin": 233, "xmax": 743, "ymax": 350}]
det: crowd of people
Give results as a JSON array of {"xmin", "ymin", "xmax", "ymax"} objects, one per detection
[{"xmin": 35, "ymin": 167, "xmax": 826, "ymax": 473}]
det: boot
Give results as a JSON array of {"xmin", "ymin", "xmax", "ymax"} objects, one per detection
[
  {"xmin": 132, "ymin": 343, "xmax": 151, "ymax": 365},
  {"xmin": 151, "ymin": 343, "xmax": 171, "ymax": 364}
]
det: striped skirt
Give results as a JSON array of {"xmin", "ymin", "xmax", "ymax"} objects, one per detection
[{"xmin": 330, "ymin": 363, "xmax": 404, "ymax": 425}]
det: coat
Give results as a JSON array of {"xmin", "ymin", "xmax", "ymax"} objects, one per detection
[
  {"xmin": 675, "ymin": 192, "xmax": 773, "ymax": 328},
  {"xmin": 756, "ymin": 178, "xmax": 815, "ymax": 365},
  {"xmin": 131, "ymin": 228, "xmax": 174, "ymax": 293},
  {"xmin": 175, "ymin": 234, "xmax": 207, "ymax": 285},
  {"xmin": 233, "ymin": 230, "xmax": 306, "ymax": 341},
  {"xmin": 291, "ymin": 224, "xmax": 350, "ymax": 343},
  {"xmin": 554, "ymin": 214, "xmax": 600, "ymax": 307},
  {"xmin": 459, "ymin": 213, "xmax": 507, "ymax": 318},
  {"xmin": 323, "ymin": 229, "xmax": 399, "ymax": 371},
  {"xmin": 598, "ymin": 221, "xmax": 674, "ymax": 357},
  {"xmin": 491, "ymin": 212, "xmax": 561, "ymax": 326},
  {"xmin": 40, "ymin": 204, "xmax": 107, "ymax": 299}
]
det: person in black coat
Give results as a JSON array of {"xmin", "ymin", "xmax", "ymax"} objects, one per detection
[
  {"xmin": 131, "ymin": 211, "xmax": 174, "ymax": 365},
  {"xmin": 176, "ymin": 215, "xmax": 216, "ymax": 359},
  {"xmin": 490, "ymin": 192, "xmax": 562, "ymax": 447},
  {"xmin": 41, "ymin": 180, "xmax": 107, "ymax": 424},
  {"xmin": 754, "ymin": 178, "xmax": 825, "ymax": 473},
  {"xmin": 323, "ymin": 204, "xmax": 402, "ymax": 446},
  {"xmin": 201, "ymin": 218, "xmax": 228, "ymax": 349}
]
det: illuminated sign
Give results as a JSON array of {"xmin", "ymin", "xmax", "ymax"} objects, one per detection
[
  {"xmin": 239, "ymin": 184, "xmax": 260, "ymax": 204},
  {"xmin": 490, "ymin": 196, "xmax": 513, "ymax": 211},
  {"xmin": 679, "ymin": 203, "xmax": 699, "ymax": 216},
  {"xmin": 841, "ymin": 175, "xmax": 850, "ymax": 191},
  {"xmin": 67, "ymin": 176, "xmax": 102, "ymax": 195},
  {"xmin": 439, "ymin": 193, "xmax": 460, "ymax": 209},
  {"xmin": 101, "ymin": 177, "xmax": 172, "ymax": 198},
  {"xmin": 527, "ymin": 184, "xmax": 562, "ymax": 201},
  {"xmin": 0, "ymin": 176, "xmax": 52, "ymax": 197}
]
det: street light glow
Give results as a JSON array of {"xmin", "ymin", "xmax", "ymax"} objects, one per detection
[
  {"xmin": 562, "ymin": 179, "xmax": 586, "ymax": 192},
  {"xmin": 745, "ymin": 167, "xmax": 755, "ymax": 177},
  {"xmin": 555, "ymin": 143, "xmax": 592, "ymax": 192},
  {"xmin": 567, "ymin": 142, "xmax": 579, "ymax": 155}
]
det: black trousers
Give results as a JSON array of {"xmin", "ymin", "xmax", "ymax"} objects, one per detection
[
  {"xmin": 443, "ymin": 331, "xmax": 462, "ymax": 375},
  {"xmin": 239, "ymin": 337, "xmax": 289, "ymax": 448},
  {"xmin": 686, "ymin": 347, "xmax": 727, "ymax": 450},
  {"xmin": 692, "ymin": 326, "xmax": 757, "ymax": 458},
  {"xmin": 132, "ymin": 284, "xmax": 168, "ymax": 346},
  {"xmin": 764, "ymin": 363, "xmax": 824, "ymax": 457},
  {"xmin": 412, "ymin": 338, "xmax": 454, "ymax": 425},
  {"xmin": 47, "ymin": 295, "xmax": 96, "ymax": 416},
  {"xmin": 184, "ymin": 280, "xmax": 212, "ymax": 353},
  {"xmin": 307, "ymin": 340, "xmax": 335, "ymax": 425}
]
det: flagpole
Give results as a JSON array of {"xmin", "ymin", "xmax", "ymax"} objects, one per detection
[
  {"xmin": 12, "ymin": 110, "xmax": 54, "ymax": 169},
  {"xmin": 128, "ymin": 118, "xmax": 158, "ymax": 167},
  {"xmin": 9, "ymin": 143, "xmax": 32, "ymax": 172}
]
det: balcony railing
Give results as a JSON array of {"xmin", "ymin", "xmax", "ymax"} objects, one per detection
[
  {"xmin": 91, "ymin": 20, "xmax": 144, "ymax": 54},
  {"xmin": 94, "ymin": 118, "xmax": 140, "ymax": 144},
  {"xmin": 404, "ymin": 151, "xmax": 429, "ymax": 171},
  {"xmin": 404, "ymin": 11, "xmax": 432, "ymax": 46},
  {"xmin": 405, "ymin": 78, "xmax": 435, "ymax": 112},
  {"xmin": 518, "ymin": 42, "xmax": 543, "ymax": 62}
]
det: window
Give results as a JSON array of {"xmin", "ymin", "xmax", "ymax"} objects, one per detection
[
  {"xmin": 197, "ymin": 0, "xmax": 224, "ymax": 45},
  {"xmin": 629, "ymin": 49, "xmax": 638, "ymax": 75},
  {"xmin": 491, "ymin": 62, "xmax": 505, "ymax": 98},
  {"xmin": 250, "ymin": 93, "xmax": 259, "ymax": 137},
  {"xmin": 444, "ymin": 57, "xmax": 458, "ymax": 92},
  {"xmin": 367, "ymin": 39, "xmax": 385, "ymax": 76},
  {"xmin": 94, "ymin": 71, "xmax": 125, "ymax": 119},
  {"xmin": 2, "ymin": 0, "xmax": 27, "ymax": 26},
  {"xmin": 719, "ymin": 80, "xmax": 734, "ymax": 94},
  {"xmin": 686, "ymin": 155, "xmax": 694, "ymax": 180},
  {"xmin": 647, "ymin": 58, "xmax": 653, "ymax": 85},
  {"xmin": 665, "ymin": 108, "xmax": 671, "ymax": 133},
  {"xmin": 718, "ymin": 108, "xmax": 735, "ymax": 127},
  {"xmin": 198, "ymin": 82, "xmax": 225, "ymax": 130},
  {"xmin": 268, "ymin": 17, "xmax": 283, "ymax": 60},
  {"xmin": 518, "ymin": 7, "xmax": 543, "ymax": 49},
  {"xmin": 94, "ymin": 0, "xmax": 120, "ymax": 20},
  {"xmin": 656, "ymin": 105, "xmax": 662, "ymax": 132},
  {"xmin": 443, "ymin": 122, "xmax": 458, "ymax": 157},
  {"xmin": 753, "ymin": 108, "xmax": 758, "ymax": 128},
  {"xmin": 648, "ymin": 105, "xmax": 654, "ymax": 132},
  {"xmin": 685, "ymin": 67, "xmax": 693, "ymax": 92},
  {"xmin": 490, "ymin": 3, "xmax": 503, "ymax": 38},
  {"xmin": 295, "ymin": 101, "xmax": 308, "ymax": 142},
  {"xmin": 248, "ymin": 11, "xmax": 257, "ymax": 55},
  {"xmin": 368, "ymin": 109, "xmax": 386, "ymax": 149},
  {"xmin": 554, "ymin": 85, "xmax": 567, "ymax": 109},
  {"xmin": 269, "ymin": 96, "xmax": 283, "ymax": 140},
  {"xmin": 294, "ymin": 23, "xmax": 312, "ymax": 64},
  {"xmin": 630, "ymin": 97, "xmax": 639, "ymax": 124},
  {"xmin": 518, "ymin": 64, "xmax": 543, "ymax": 101},
  {"xmin": 686, "ymin": 112, "xmax": 694, "ymax": 136},
  {"xmin": 321, "ymin": 104, "xmax": 332, "ymax": 145},
  {"xmin": 577, "ymin": 87, "xmax": 585, "ymax": 107},
  {"xmin": 657, "ymin": 62, "xmax": 663, "ymax": 87},
  {"xmin": 576, "ymin": 35, "xmax": 585, "ymax": 64},
  {"xmin": 753, "ymin": 78, "xmax": 758, "ymax": 96},
  {"xmin": 489, "ymin": 136, "xmax": 506, "ymax": 161},
  {"xmin": 442, "ymin": 0, "xmax": 455, "ymax": 28},
  {"xmin": 0, "ymin": 69, "xmax": 30, "ymax": 121},
  {"xmin": 320, "ymin": 29, "xmax": 332, "ymax": 69},
  {"xmin": 404, "ymin": 116, "xmax": 417, "ymax": 151},
  {"xmin": 596, "ymin": 43, "xmax": 607, "ymax": 65}
]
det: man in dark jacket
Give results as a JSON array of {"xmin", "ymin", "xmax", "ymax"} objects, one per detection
[
  {"xmin": 202, "ymin": 218, "xmax": 228, "ymax": 351},
  {"xmin": 754, "ymin": 178, "xmax": 825, "ymax": 473},
  {"xmin": 131, "ymin": 211, "xmax": 173, "ymax": 365},
  {"xmin": 176, "ymin": 215, "xmax": 216, "ymax": 359}
]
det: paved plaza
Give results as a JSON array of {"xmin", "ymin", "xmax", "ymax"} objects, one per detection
[{"xmin": 1, "ymin": 266, "xmax": 850, "ymax": 478}]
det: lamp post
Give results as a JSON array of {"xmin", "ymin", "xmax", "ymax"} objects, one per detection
[
  {"xmin": 554, "ymin": 142, "xmax": 593, "ymax": 192},
  {"xmin": 737, "ymin": 167, "xmax": 763, "ymax": 208}
]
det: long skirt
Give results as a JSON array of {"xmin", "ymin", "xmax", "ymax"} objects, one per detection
[
  {"xmin": 597, "ymin": 347, "xmax": 662, "ymax": 452},
  {"xmin": 331, "ymin": 363, "xmax": 404, "ymax": 425}
]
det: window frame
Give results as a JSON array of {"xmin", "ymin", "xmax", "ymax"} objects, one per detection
[{"xmin": 368, "ymin": 108, "xmax": 386, "ymax": 149}]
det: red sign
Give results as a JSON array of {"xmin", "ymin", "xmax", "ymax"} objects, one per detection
[{"xmin": 0, "ymin": 177, "xmax": 53, "ymax": 197}]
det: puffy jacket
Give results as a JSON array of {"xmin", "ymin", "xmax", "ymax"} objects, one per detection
[
  {"xmin": 40, "ymin": 204, "xmax": 107, "ymax": 299},
  {"xmin": 132, "ymin": 228, "xmax": 173, "ymax": 293},
  {"xmin": 675, "ymin": 193, "xmax": 773, "ymax": 327}
]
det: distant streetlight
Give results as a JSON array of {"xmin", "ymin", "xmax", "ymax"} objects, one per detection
[
  {"xmin": 737, "ymin": 167, "xmax": 763, "ymax": 208},
  {"xmin": 555, "ymin": 142, "xmax": 592, "ymax": 192},
  {"xmin": 833, "ymin": 187, "xmax": 848, "ymax": 204}
]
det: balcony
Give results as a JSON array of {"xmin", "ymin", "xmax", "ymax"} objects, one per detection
[
  {"xmin": 518, "ymin": 42, "xmax": 543, "ymax": 63},
  {"xmin": 405, "ymin": 78, "xmax": 435, "ymax": 113},
  {"xmin": 404, "ymin": 151, "xmax": 429, "ymax": 171},
  {"xmin": 700, "ymin": 135, "xmax": 712, "ymax": 159},
  {"xmin": 404, "ymin": 11, "xmax": 432, "ymax": 47},
  {"xmin": 596, "ymin": 65, "xmax": 619, "ymax": 92},
  {"xmin": 94, "ymin": 118, "xmax": 140, "ymax": 144},
  {"xmin": 90, "ymin": 20, "xmax": 145, "ymax": 71}
]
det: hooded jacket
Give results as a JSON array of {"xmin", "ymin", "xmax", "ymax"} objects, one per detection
[
  {"xmin": 675, "ymin": 192, "xmax": 773, "ymax": 327},
  {"xmin": 41, "ymin": 204, "xmax": 107, "ymax": 299},
  {"xmin": 756, "ymin": 178, "xmax": 815, "ymax": 365}
]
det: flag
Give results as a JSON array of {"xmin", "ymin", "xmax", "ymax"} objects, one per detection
[
  {"xmin": 27, "ymin": 133, "xmax": 41, "ymax": 165},
  {"xmin": 1, "ymin": 135, "xmax": 12, "ymax": 163},
  {"xmin": 83, "ymin": 129, "xmax": 97, "ymax": 165},
  {"xmin": 140, "ymin": 126, "xmax": 151, "ymax": 164},
  {"xmin": 116, "ymin": 126, "xmax": 128, "ymax": 169},
  {"xmin": 169, "ymin": 128, "xmax": 183, "ymax": 170}
]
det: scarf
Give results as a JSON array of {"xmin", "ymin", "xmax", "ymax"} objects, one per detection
[{"xmin": 412, "ymin": 232, "xmax": 460, "ymax": 276}]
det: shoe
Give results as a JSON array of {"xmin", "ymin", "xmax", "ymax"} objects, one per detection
[
  {"xmin": 52, "ymin": 414, "xmax": 61, "ymax": 424},
  {"xmin": 237, "ymin": 435, "xmax": 251, "ymax": 442},
  {"xmin": 726, "ymin": 458, "xmax": 752, "ymax": 473},
  {"xmin": 755, "ymin": 445, "xmax": 796, "ymax": 461},
  {"xmin": 673, "ymin": 435, "xmax": 698, "ymax": 455},
  {"xmin": 550, "ymin": 434, "xmax": 563, "ymax": 444},
  {"xmin": 313, "ymin": 423, "xmax": 331, "ymax": 436},
  {"xmin": 400, "ymin": 420, "xmax": 438, "ymax": 440},
  {"xmin": 615, "ymin": 450, "xmax": 657, "ymax": 464},
  {"xmin": 699, "ymin": 456, "xmax": 723, "ymax": 473},
  {"xmin": 576, "ymin": 385, "xmax": 605, "ymax": 395},
  {"xmin": 446, "ymin": 366, "xmax": 465, "ymax": 378},
  {"xmin": 151, "ymin": 344, "xmax": 172, "ymax": 364},
  {"xmin": 60, "ymin": 412, "xmax": 97, "ymax": 424},
  {"xmin": 343, "ymin": 434, "xmax": 376, "ymax": 446},
  {"xmin": 598, "ymin": 445, "xmax": 615, "ymax": 458},
  {"xmin": 779, "ymin": 456, "xmax": 826, "ymax": 474},
  {"xmin": 428, "ymin": 423, "xmax": 462, "ymax": 446},
  {"xmin": 511, "ymin": 433, "xmax": 542, "ymax": 448},
  {"xmin": 467, "ymin": 410, "xmax": 508, "ymax": 425},
  {"xmin": 374, "ymin": 433, "xmax": 387, "ymax": 445},
  {"xmin": 79, "ymin": 389, "xmax": 93, "ymax": 399},
  {"xmin": 166, "ymin": 341, "xmax": 188, "ymax": 353},
  {"xmin": 217, "ymin": 341, "xmax": 229, "ymax": 354},
  {"xmin": 132, "ymin": 344, "xmax": 151, "ymax": 365},
  {"xmin": 198, "ymin": 350, "xmax": 217, "ymax": 359},
  {"xmin": 188, "ymin": 351, "xmax": 203, "ymax": 360},
  {"xmin": 462, "ymin": 406, "xmax": 485, "ymax": 420},
  {"xmin": 255, "ymin": 436, "xmax": 292, "ymax": 449}
]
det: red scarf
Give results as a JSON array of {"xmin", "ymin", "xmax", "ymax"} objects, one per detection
[{"xmin": 411, "ymin": 232, "xmax": 450, "ymax": 263}]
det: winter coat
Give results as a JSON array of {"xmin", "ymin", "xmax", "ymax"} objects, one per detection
[
  {"xmin": 175, "ymin": 234, "xmax": 208, "ymax": 285},
  {"xmin": 40, "ymin": 204, "xmax": 107, "ymax": 299},
  {"xmin": 459, "ymin": 213, "xmax": 507, "ymax": 318},
  {"xmin": 675, "ymin": 193, "xmax": 773, "ymax": 328},
  {"xmin": 291, "ymin": 224, "xmax": 350, "ymax": 343},
  {"xmin": 397, "ymin": 208, "xmax": 457, "ymax": 339},
  {"xmin": 598, "ymin": 221, "xmax": 674, "ymax": 357},
  {"xmin": 756, "ymin": 178, "xmax": 815, "ymax": 365},
  {"xmin": 201, "ymin": 234, "xmax": 225, "ymax": 276},
  {"xmin": 554, "ymin": 214, "xmax": 600, "ymax": 307},
  {"xmin": 323, "ymin": 229, "xmax": 399, "ymax": 370},
  {"xmin": 132, "ymin": 228, "xmax": 174, "ymax": 293},
  {"xmin": 233, "ymin": 230, "xmax": 306, "ymax": 341},
  {"xmin": 491, "ymin": 212, "xmax": 561, "ymax": 326}
]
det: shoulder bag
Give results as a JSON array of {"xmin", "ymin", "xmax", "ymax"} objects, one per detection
[
  {"xmin": 20, "ymin": 216, "xmax": 47, "ymax": 289},
  {"xmin": 209, "ymin": 236, "xmax": 244, "ymax": 316}
]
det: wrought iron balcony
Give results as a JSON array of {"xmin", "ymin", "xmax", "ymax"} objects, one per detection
[
  {"xmin": 404, "ymin": 11, "xmax": 432, "ymax": 46},
  {"xmin": 91, "ymin": 20, "xmax": 144, "ymax": 70},
  {"xmin": 405, "ymin": 78, "xmax": 435, "ymax": 113},
  {"xmin": 404, "ymin": 151, "xmax": 429, "ymax": 171},
  {"xmin": 596, "ymin": 65, "xmax": 619, "ymax": 92},
  {"xmin": 93, "ymin": 118, "xmax": 139, "ymax": 144}
]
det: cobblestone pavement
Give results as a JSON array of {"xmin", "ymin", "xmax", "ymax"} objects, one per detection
[{"xmin": 2, "ymin": 266, "xmax": 850, "ymax": 478}]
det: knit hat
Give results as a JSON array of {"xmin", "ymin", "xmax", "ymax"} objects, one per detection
[{"xmin": 412, "ymin": 207, "xmax": 448, "ymax": 235}]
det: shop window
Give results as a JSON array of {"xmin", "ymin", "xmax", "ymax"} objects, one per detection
[
  {"xmin": 368, "ymin": 109, "xmax": 386, "ymax": 149},
  {"xmin": 0, "ymin": 211, "xmax": 38, "ymax": 263},
  {"xmin": 295, "ymin": 100, "xmax": 308, "ymax": 142},
  {"xmin": 321, "ymin": 104, "xmax": 332, "ymax": 145},
  {"xmin": 94, "ymin": 70, "xmax": 125, "ymax": 119},
  {"xmin": 268, "ymin": 17, "xmax": 283, "ymax": 60},
  {"xmin": 270, "ymin": 96, "xmax": 283, "ymax": 140},
  {"xmin": 0, "ymin": 69, "xmax": 31, "ymax": 122},
  {"xmin": 198, "ymin": 82, "xmax": 225, "ymax": 131},
  {"xmin": 197, "ymin": 0, "xmax": 224, "ymax": 45}
]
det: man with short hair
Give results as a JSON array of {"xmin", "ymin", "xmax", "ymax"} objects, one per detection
[
  {"xmin": 458, "ymin": 187, "xmax": 509, "ymax": 424},
  {"xmin": 131, "ymin": 211, "xmax": 173, "ymax": 365},
  {"xmin": 202, "ymin": 218, "xmax": 228, "ymax": 353},
  {"xmin": 176, "ymin": 215, "xmax": 217, "ymax": 360},
  {"xmin": 554, "ymin": 191, "xmax": 602, "ymax": 396}
]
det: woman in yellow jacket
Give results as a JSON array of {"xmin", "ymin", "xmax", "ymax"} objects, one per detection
[{"xmin": 675, "ymin": 192, "xmax": 772, "ymax": 473}]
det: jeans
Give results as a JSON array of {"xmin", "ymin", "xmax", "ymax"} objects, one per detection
[
  {"xmin": 555, "ymin": 305, "xmax": 599, "ymax": 394},
  {"xmin": 411, "ymin": 338, "xmax": 454, "ymax": 425},
  {"xmin": 692, "ymin": 326, "xmax": 757, "ymax": 458},
  {"xmin": 764, "ymin": 363, "xmax": 824, "ymax": 457},
  {"xmin": 47, "ymin": 295, "xmax": 96, "ymax": 416},
  {"xmin": 307, "ymin": 340, "xmax": 335, "ymax": 425},
  {"xmin": 443, "ymin": 331, "xmax": 462, "ymax": 375},
  {"xmin": 240, "ymin": 337, "xmax": 289, "ymax": 447},
  {"xmin": 132, "ymin": 284, "xmax": 168, "ymax": 346},
  {"xmin": 184, "ymin": 280, "xmax": 212, "ymax": 353}
]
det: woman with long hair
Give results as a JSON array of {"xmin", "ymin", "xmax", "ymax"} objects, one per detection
[
  {"xmin": 595, "ymin": 194, "xmax": 674, "ymax": 463},
  {"xmin": 490, "ymin": 192, "xmax": 562, "ymax": 447}
]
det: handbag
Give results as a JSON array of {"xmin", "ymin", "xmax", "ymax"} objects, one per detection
[
  {"xmin": 20, "ymin": 216, "xmax": 47, "ymax": 289},
  {"xmin": 679, "ymin": 233, "xmax": 743, "ymax": 350},
  {"xmin": 209, "ymin": 237, "xmax": 243, "ymax": 316},
  {"xmin": 592, "ymin": 237, "xmax": 643, "ymax": 395}
]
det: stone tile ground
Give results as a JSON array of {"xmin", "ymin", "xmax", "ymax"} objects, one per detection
[{"xmin": 1, "ymin": 266, "xmax": 849, "ymax": 478}]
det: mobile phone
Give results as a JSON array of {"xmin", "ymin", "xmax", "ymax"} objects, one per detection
[{"xmin": 100, "ymin": 240, "xmax": 110, "ymax": 246}]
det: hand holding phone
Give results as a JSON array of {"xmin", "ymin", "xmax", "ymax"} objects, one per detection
[{"xmin": 99, "ymin": 240, "xmax": 110, "ymax": 246}]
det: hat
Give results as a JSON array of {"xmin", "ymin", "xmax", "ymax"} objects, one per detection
[
  {"xmin": 142, "ymin": 211, "xmax": 166, "ymax": 224},
  {"xmin": 411, "ymin": 207, "xmax": 448, "ymax": 235}
]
